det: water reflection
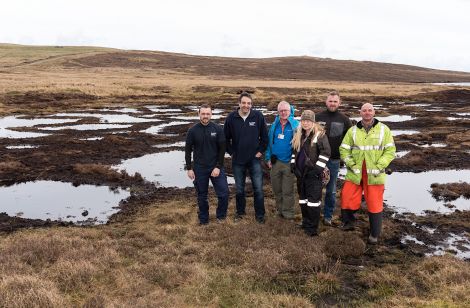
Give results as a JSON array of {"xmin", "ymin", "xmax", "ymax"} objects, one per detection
[
  {"xmin": 385, "ymin": 170, "xmax": 470, "ymax": 214},
  {"xmin": 115, "ymin": 151, "xmax": 234, "ymax": 187},
  {"xmin": 395, "ymin": 151, "xmax": 410, "ymax": 158},
  {"xmin": 0, "ymin": 115, "xmax": 77, "ymax": 139},
  {"xmin": 141, "ymin": 121, "xmax": 190, "ymax": 135},
  {"xmin": 6, "ymin": 145, "xmax": 39, "ymax": 149},
  {"xmin": 81, "ymin": 137, "xmax": 104, "ymax": 141},
  {"xmin": 99, "ymin": 108, "xmax": 140, "ymax": 113},
  {"xmin": 0, "ymin": 115, "xmax": 78, "ymax": 128},
  {"xmin": 145, "ymin": 106, "xmax": 182, "ymax": 113},
  {"xmin": 153, "ymin": 141, "xmax": 186, "ymax": 148},
  {"xmin": 433, "ymin": 82, "xmax": 470, "ymax": 87},
  {"xmin": 413, "ymin": 143, "xmax": 446, "ymax": 148},
  {"xmin": 393, "ymin": 130, "xmax": 419, "ymax": 136},
  {"xmin": 0, "ymin": 181, "xmax": 130, "ymax": 223},
  {"xmin": 0, "ymin": 128, "xmax": 50, "ymax": 139},
  {"xmin": 53, "ymin": 113, "xmax": 159, "ymax": 123},
  {"xmin": 427, "ymin": 233, "xmax": 470, "ymax": 259},
  {"xmin": 402, "ymin": 233, "xmax": 470, "ymax": 260},
  {"xmin": 171, "ymin": 115, "xmax": 223, "ymax": 120},
  {"xmin": 40, "ymin": 124, "xmax": 133, "ymax": 131},
  {"xmin": 351, "ymin": 115, "xmax": 415, "ymax": 122}
]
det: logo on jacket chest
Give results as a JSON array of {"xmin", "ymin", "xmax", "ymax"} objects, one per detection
[
  {"xmin": 249, "ymin": 121, "xmax": 256, "ymax": 126},
  {"xmin": 210, "ymin": 132, "xmax": 217, "ymax": 137}
]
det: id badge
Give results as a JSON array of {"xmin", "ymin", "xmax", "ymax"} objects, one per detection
[{"xmin": 277, "ymin": 134, "xmax": 285, "ymax": 140}]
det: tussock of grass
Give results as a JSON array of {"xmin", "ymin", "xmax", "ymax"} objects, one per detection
[
  {"xmin": 0, "ymin": 160, "xmax": 27, "ymax": 173},
  {"xmin": 322, "ymin": 229, "xmax": 366, "ymax": 259},
  {"xmin": 0, "ymin": 199, "xmax": 469, "ymax": 306},
  {"xmin": 358, "ymin": 255, "xmax": 470, "ymax": 306},
  {"xmin": 73, "ymin": 163, "xmax": 131, "ymax": 182},
  {"xmin": 47, "ymin": 260, "xmax": 98, "ymax": 293},
  {"xmin": 0, "ymin": 275, "xmax": 65, "ymax": 307}
]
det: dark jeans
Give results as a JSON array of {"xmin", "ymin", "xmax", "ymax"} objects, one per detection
[
  {"xmin": 232, "ymin": 158, "xmax": 265, "ymax": 219},
  {"xmin": 193, "ymin": 165, "xmax": 229, "ymax": 224},
  {"xmin": 324, "ymin": 159, "xmax": 340, "ymax": 220}
]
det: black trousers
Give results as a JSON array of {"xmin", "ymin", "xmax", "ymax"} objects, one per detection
[{"xmin": 297, "ymin": 171, "xmax": 322, "ymax": 236}]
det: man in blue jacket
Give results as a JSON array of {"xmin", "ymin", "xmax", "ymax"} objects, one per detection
[
  {"xmin": 224, "ymin": 92, "xmax": 269, "ymax": 223},
  {"xmin": 265, "ymin": 101, "xmax": 299, "ymax": 219}
]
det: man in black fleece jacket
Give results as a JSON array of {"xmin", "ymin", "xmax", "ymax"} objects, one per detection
[
  {"xmin": 315, "ymin": 91, "xmax": 352, "ymax": 225},
  {"xmin": 185, "ymin": 104, "xmax": 229, "ymax": 225},
  {"xmin": 224, "ymin": 92, "xmax": 268, "ymax": 223}
]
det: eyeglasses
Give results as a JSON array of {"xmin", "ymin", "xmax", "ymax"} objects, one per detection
[{"xmin": 278, "ymin": 109, "xmax": 290, "ymax": 113}]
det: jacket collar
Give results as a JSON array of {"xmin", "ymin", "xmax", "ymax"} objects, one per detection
[
  {"xmin": 273, "ymin": 104, "xmax": 297, "ymax": 127},
  {"xmin": 357, "ymin": 118, "xmax": 379, "ymax": 129},
  {"xmin": 234, "ymin": 107, "xmax": 253, "ymax": 119}
]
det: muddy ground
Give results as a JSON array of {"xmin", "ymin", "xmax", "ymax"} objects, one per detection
[{"xmin": 0, "ymin": 88, "xmax": 469, "ymax": 260}]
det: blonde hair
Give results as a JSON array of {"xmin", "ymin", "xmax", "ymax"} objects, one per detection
[{"xmin": 292, "ymin": 122, "xmax": 325, "ymax": 152}]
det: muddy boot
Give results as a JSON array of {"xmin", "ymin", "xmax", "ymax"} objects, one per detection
[
  {"xmin": 368, "ymin": 212, "xmax": 382, "ymax": 244},
  {"xmin": 341, "ymin": 209, "xmax": 356, "ymax": 231}
]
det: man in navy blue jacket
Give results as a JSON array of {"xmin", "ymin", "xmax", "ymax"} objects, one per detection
[
  {"xmin": 224, "ymin": 92, "xmax": 268, "ymax": 223},
  {"xmin": 185, "ymin": 104, "xmax": 229, "ymax": 225}
]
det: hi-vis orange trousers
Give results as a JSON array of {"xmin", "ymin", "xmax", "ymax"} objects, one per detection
[{"xmin": 341, "ymin": 162, "xmax": 384, "ymax": 214}]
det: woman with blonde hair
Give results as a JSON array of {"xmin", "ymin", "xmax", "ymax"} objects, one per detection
[{"xmin": 291, "ymin": 110, "xmax": 331, "ymax": 236}]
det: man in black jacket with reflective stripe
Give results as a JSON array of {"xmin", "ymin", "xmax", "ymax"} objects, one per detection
[
  {"xmin": 224, "ymin": 92, "xmax": 268, "ymax": 223},
  {"xmin": 315, "ymin": 91, "xmax": 352, "ymax": 225},
  {"xmin": 185, "ymin": 104, "xmax": 229, "ymax": 225}
]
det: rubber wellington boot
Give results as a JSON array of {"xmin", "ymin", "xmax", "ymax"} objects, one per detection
[
  {"xmin": 299, "ymin": 202, "xmax": 308, "ymax": 229},
  {"xmin": 368, "ymin": 211, "xmax": 383, "ymax": 244},
  {"xmin": 304, "ymin": 206, "xmax": 321, "ymax": 236},
  {"xmin": 341, "ymin": 209, "xmax": 356, "ymax": 231},
  {"xmin": 310, "ymin": 206, "xmax": 321, "ymax": 234}
]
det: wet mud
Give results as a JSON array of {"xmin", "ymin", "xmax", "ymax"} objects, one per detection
[
  {"xmin": 0, "ymin": 88, "xmax": 469, "ymax": 262},
  {"xmin": 430, "ymin": 182, "xmax": 470, "ymax": 201}
]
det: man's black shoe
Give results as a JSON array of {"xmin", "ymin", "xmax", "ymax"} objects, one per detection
[
  {"xmin": 234, "ymin": 214, "xmax": 245, "ymax": 222},
  {"xmin": 256, "ymin": 217, "xmax": 265, "ymax": 224}
]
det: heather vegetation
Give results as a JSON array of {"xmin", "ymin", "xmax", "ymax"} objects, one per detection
[
  {"xmin": 1, "ymin": 197, "xmax": 469, "ymax": 307},
  {"xmin": 1, "ymin": 44, "xmax": 470, "ymax": 307}
]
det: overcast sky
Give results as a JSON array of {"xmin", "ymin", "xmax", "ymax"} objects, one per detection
[{"xmin": 2, "ymin": 0, "xmax": 470, "ymax": 72}]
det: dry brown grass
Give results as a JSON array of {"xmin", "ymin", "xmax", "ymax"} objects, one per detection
[
  {"xmin": 357, "ymin": 255, "xmax": 470, "ymax": 307},
  {"xmin": 2, "ymin": 44, "xmax": 470, "ymax": 307},
  {"xmin": 0, "ymin": 198, "xmax": 469, "ymax": 307},
  {"xmin": 1, "ymin": 44, "xmax": 467, "ymax": 116},
  {"xmin": 0, "ymin": 275, "xmax": 66, "ymax": 307},
  {"xmin": 0, "ymin": 160, "xmax": 27, "ymax": 174},
  {"xmin": 430, "ymin": 182, "xmax": 470, "ymax": 201},
  {"xmin": 72, "ymin": 163, "xmax": 139, "ymax": 182}
]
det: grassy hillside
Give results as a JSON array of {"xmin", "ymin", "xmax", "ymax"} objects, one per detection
[
  {"xmin": 0, "ymin": 43, "xmax": 113, "ymax": 68},
  {"xmin": 64, "ymin": 51, "xmax": 470, "ymax": 83},
  {"xmin": 2, "ymin": 43, "xmax": 470, "ymax": 114},
  {"xmin": 2, "ymin": 43, "xmax": 470, "ymax": 83}
]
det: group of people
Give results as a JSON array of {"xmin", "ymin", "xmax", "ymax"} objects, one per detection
[{"xmin": 185, "ymin": 91, "xmax": 396, "ymax": 244}]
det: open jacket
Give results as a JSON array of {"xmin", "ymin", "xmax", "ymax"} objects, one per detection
[
  {"xmin": 293, "ymin": 130, "xmax": 331, "ymax": 178},
  {"xmin": 265, "ymin": 104, "xmax": 299, "ymax": 163},
  {"xmin": 340, "ymin": 119, "xmax": 396, "ymax": 185}
]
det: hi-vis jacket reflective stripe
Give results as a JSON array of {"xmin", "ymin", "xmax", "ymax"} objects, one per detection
[{"xmin": 340, "ymin": 119, "xmax": 396, "ymax": 185}]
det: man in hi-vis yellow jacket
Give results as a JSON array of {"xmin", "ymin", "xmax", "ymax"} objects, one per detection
[{"xmin": 340, "ymin": 103, "xmax": 396, "ymax": 244}]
